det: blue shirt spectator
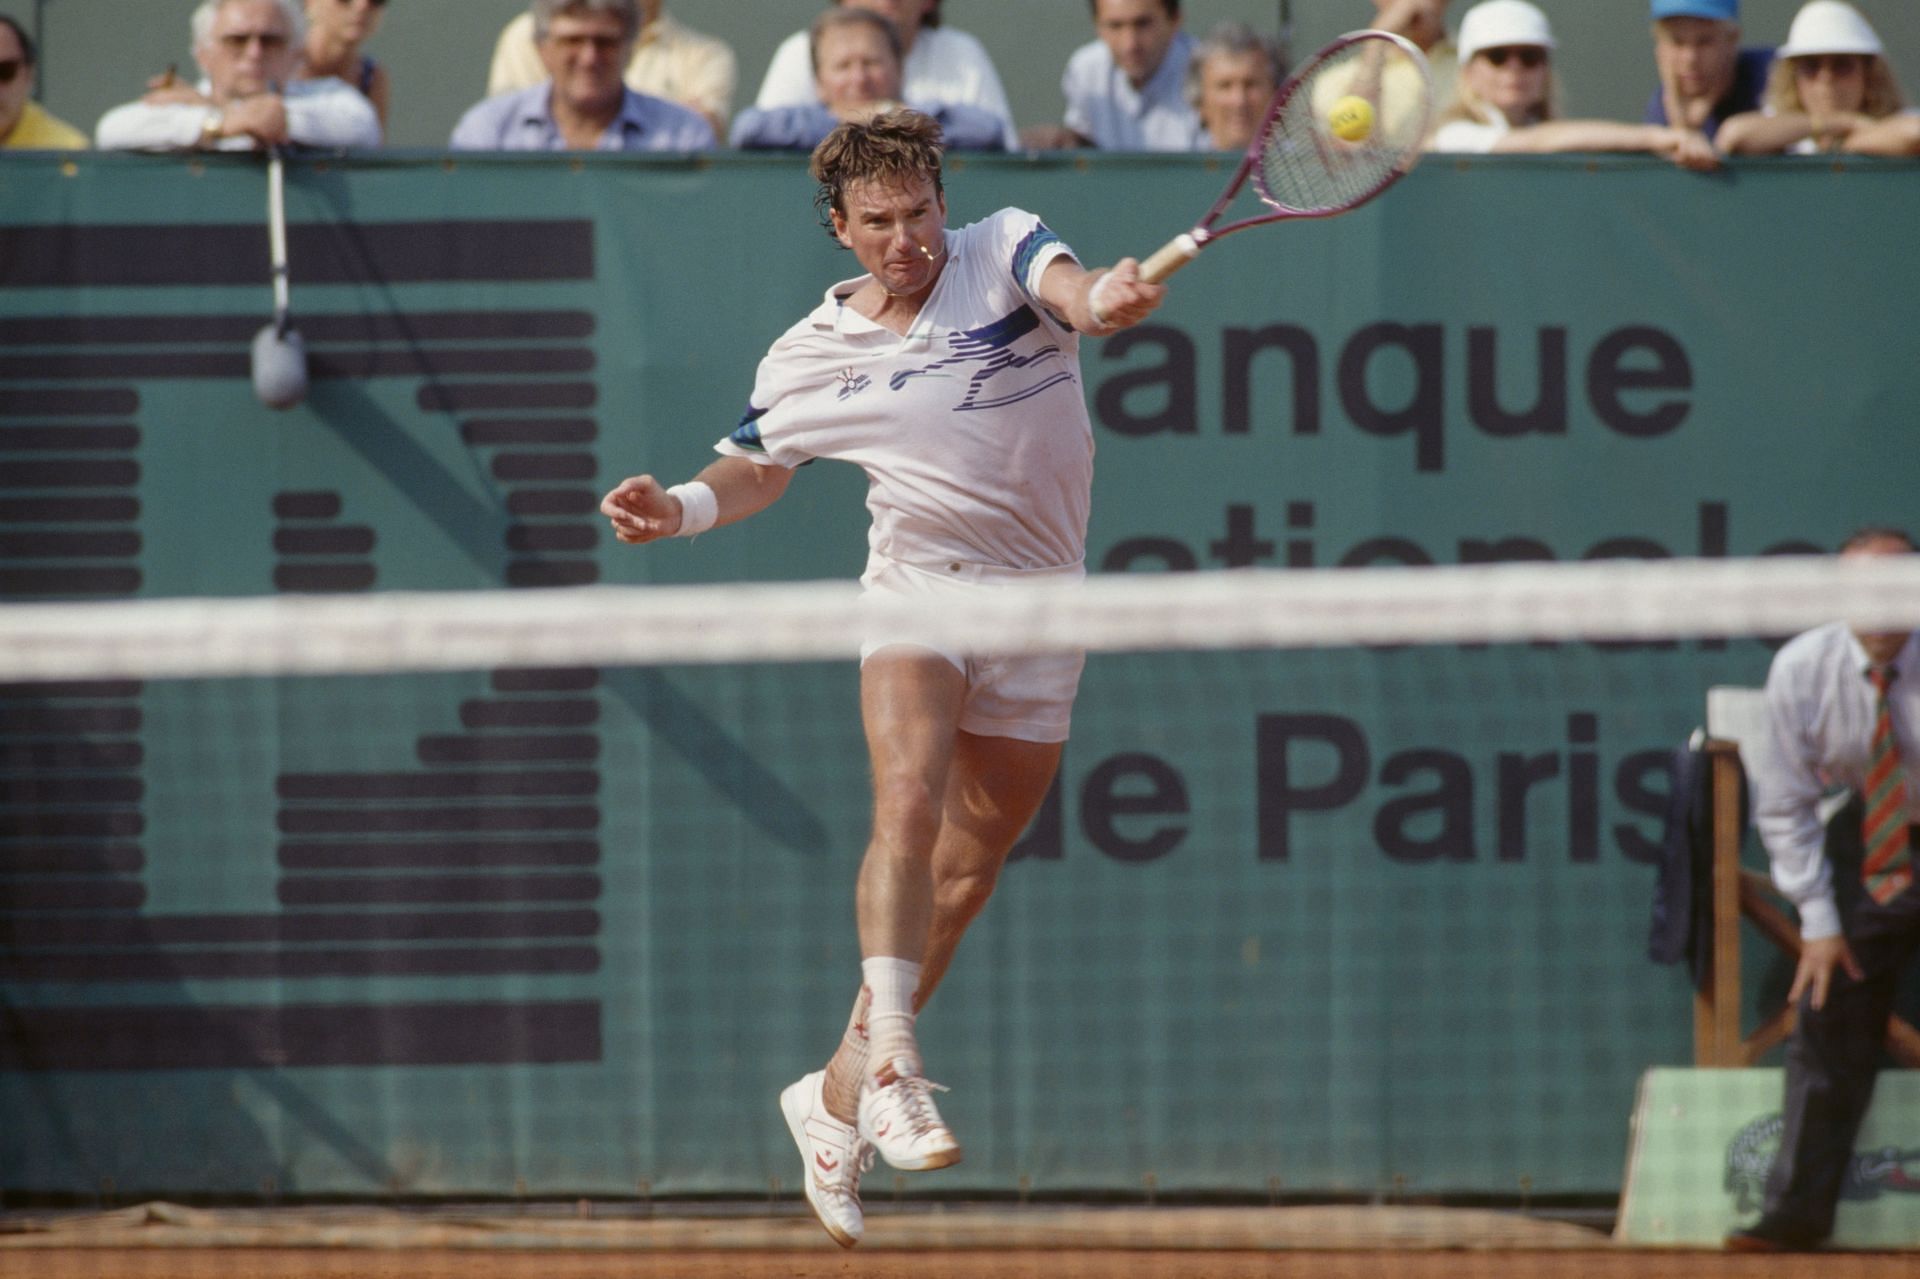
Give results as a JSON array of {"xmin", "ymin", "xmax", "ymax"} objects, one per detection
[
  {"xmin": 451, "ymin": 81, "xmax": 714, "ymax": 150},
  {"xmin": 732, "ymin": 101, "xmax": 1004, "ymax": 152},
  {"xmin": 1645, "ymin": 0, "xmax": 1773, "ymax": 141},
  {"xmin": 1062, "ymin": 1, "xmax": 1201, "ymax": 150},
  {"xmin": 452, "ymin": 0, "xmax": 715, "ymax": 151},
  {"xmin": 730, "ymin": 9, "xmax": 1002, "ymax": 153}
]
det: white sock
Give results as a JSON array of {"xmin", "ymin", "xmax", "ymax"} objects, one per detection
[{"xmin": 861, "ymin": 956, "xmax": 922, "ymax": 1077}]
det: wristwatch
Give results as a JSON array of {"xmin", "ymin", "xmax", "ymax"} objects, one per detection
[{"xmin": 199, "ymin": 109, "xmax": 224, "ymax": 146}]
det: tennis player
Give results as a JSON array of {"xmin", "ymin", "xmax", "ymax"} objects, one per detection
[{"xmin": 600, "ymin": 108, "xmax": 1163, "ymax": 1248}]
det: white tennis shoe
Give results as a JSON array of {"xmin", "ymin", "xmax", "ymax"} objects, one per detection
[
  {"xmin": 779, "ymin": 1071, "xmax": 872, "ymax": 1249},
  {"xmin": 857, "ymin": 1056, "xmax": 962, "ymax": 1172}
]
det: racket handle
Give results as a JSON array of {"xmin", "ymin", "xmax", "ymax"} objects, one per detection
[{"xmin": 1140, "ymin": 233, "xmax": 1201, "ymax": 284}]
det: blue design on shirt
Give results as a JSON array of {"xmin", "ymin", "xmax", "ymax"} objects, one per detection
[
  {"xmin": 1010, "ymin": 223, "xmax": 1062, "ymax": 293},
  {"xmin": 889, "ymin": 305, "xmax": 1074, "ymax": 412},
  {"xmin": 729, "ymin": 404, "xmax": 769, "ymax": 452}
]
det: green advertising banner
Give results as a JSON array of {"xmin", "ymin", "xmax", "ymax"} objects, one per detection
[{"xmin": 2, "ymin": 151, "xmax": 1917, "ymax": 1200}]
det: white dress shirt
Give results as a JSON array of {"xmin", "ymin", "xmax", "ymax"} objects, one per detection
[
  {"xmin": 752, "ymin": 25, "xmax": 1019, "ymax": 150},
  {"xmin": 1746, "ymin": 623, "xmax": 1920, "ymax": 939},
  {"xmin": 95, "ymin": 77, "xmax": 381, "ymax": 151}
]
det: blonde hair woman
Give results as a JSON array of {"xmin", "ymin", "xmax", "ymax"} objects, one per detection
[
  {"xmin": 1429, "ymin": 0, "xmax": 1719, "ymax": 170},
  {"xmin": 1719, "ymin": 2, "xmax": 1919, "ymax": 155}
]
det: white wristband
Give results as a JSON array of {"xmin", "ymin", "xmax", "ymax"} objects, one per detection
[
  {"xmin": 1087, "ymin": 270, "xmax": 1121, "ymax": 331},
  {"xmin": 666, "ymin": 481, "xmax": 717, "ymax": 537}
]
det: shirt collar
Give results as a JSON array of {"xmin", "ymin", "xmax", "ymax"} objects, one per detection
[
  {"xmin": 523, "ymin": 84, "xmax": 646, "ymax": 143},
  {"xmin": 1848, "ymin": 628, "xmax": 1919, "ymax": 677}
]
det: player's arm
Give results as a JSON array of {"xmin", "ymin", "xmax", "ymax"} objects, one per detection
[
  {"xmin": 1037, "ymin": 257, "xmax": 1165, "ymax": 337},
  {"xmin": 599, "ymin": 455, "xmax": 791, "ymax": 544}
]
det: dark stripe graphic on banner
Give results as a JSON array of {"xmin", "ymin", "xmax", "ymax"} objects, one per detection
[
  {"xmin": 0, "ymin": 908, "xmax": 599, "ymax": 946},
  {"xmin": 278, "ymin": 838, "xmax": 600, "ymax": 869},
  {"xmin": 0, "ymin": 946, "xmax": 599, "ymax": 982},
  {"xmin": 0, "ymin": 311, "xmax": 596, "ymax": 344},
  {"xmin": 277, "ymin": 874, "xmax": 602, "ymax": 906},
  {"xmin": 0, "ymin": 1001, "xmax": 601, "ymax": 1070},
  {"xmin": 0, "ymin": 223, "xmax": 593, "ymax": 288},
  {"xmin": 0, "ymin": 347, "xmax": 595, "ymax": 381}
]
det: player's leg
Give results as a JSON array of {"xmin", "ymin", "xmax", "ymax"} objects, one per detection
[
  {"xmin": 820, "ymin": 730, "xmax": 1060, "ymax": 1121},
  {"xmin": 917, "ymin": 730, "xmax": 1063, "ymax": 1005},
  {"xmin": 784, "ymin": 646, "xmax": 966, "ymax": 1242},
  {"xmin": 850, "ymin": 647, "xmax": 971, "ymax": 1170},
  {"xmin": 854, "ymin": 648, "xmax": 967, "ymax": 967}
]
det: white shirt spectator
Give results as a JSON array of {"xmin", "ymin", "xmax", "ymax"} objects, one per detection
[
  {"xmin": 1428, "ymin": 104, "xmax": 1510, "ymax": 152},
  {"xmin": 1061, "ymin": 29, "xmax": 1201, "ymax": 150},
  {"xmin": 1746, "ymin": 622, "xmax": 1920, "ymax": 941},
  {"xmin": 754, "ymin": 25, "xmax": 1018, "ymax": 150},
  {"xmin": 96, "ymin": 76, "xmax": 380, "ymax": 151}
]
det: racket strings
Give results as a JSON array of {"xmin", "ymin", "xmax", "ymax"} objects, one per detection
[{"xmin": 1255, "ymin": 39, "xmax": 1430, "ymax": 215}]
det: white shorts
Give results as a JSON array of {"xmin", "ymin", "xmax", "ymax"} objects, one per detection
[{"xmin": 858, "ymin": 554, "xmax": 1087, "ymax": 744}]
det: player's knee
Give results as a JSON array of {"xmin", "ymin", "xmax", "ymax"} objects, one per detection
[
  {"xmin": 870, "ymin": 775, "xmax": 943, "ymax": 852},
  {"xmin": 935, "ymin": 868, "xmax": 998, "ymax": 921}
]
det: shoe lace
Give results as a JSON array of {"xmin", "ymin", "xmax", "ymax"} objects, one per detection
[{"xmin": 891, "ymin": 1075, "xmax": 951, "ymax": 1139}]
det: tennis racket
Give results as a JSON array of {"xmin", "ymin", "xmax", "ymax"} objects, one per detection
[{"xmin": 1140, "ymin": 30, "xmax": 1433, "ymax": 283}]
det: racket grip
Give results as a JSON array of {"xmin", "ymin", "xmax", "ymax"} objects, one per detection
[{"xmin": 1140, "ymin": 234, "xmax": 1201, "ymax": 284}]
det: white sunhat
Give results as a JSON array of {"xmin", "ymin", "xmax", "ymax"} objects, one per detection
[
  {"xmin": 1457, "ymin": 0, "xmax": 1557, "ymax": 65},
  {"xmin": 1777, "ymin": 1, "xmax": 1884, "ymax": 59}
]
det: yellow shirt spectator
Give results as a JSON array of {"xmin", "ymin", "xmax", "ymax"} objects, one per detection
[
  {"xmin": 1, "ymin": 14, "xmax": 86, "ymax": 148},
  {"xmin": 5, "ymin": 99, "xmax": 89, "ymax": 149}
]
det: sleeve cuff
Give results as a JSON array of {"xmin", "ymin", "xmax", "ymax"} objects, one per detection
[{"xmin": 1797, "ymin": 896, "xmax": 1842, "ymax": 941}]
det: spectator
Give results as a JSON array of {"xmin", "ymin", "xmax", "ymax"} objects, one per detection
[
  {"xmin": 730, "ymin": 8, "xmax": 1003, "ymax": 152},
  {"xmin": 96, "ymin": 0, "xmax": 380, "ymax": 151},
  {"xmin": 1728, "ymin": 527, "xmax": 1919, "ymax": 1254},
  {"xmin": 1719, "ymin": 1, "xmax": 1919, "ymax": 156},
  {"xmin": 1044, "ymin": 0, "xmax": 1200, "ymax": 150},
  {"xmin": 1185, "ymin": 21, "xmax": 1280, "ymax": 152},
  {"xmin": 487, "ymin": 0, "xmax": 734, "ymax": 141},
  {"xmin": 752, "ymin": 1, "xmax": 1015, "ymax": 150},
  {"xmin": 1370, "ymin": 0, "xmax": 1459, "ymax": 114},
  {"xmin": 0, "ymin": 12, "xmax": 88, "ymax": 149},
  {"xmin": 1646, "ymin": 0, "xmax": 1772, "ymax": 143},
  {"xmin": 451, "ymin": 0, "xmax": 714, "ymax": 151},
  {"xmin": 1429, "ymin": 0, "xmax": 1720, "ymax": 170},
  {"xmin": 296, "ymin": 0, "xmax": 387, "ymax": 129}
]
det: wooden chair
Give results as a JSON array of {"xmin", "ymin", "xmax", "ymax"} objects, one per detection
[{"xmin": 1695, "ymin": 687, "xmax": 1920, "ymax": 1067}]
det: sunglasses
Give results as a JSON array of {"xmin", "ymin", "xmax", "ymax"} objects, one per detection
[
  {"xmin": 0, "ymin": 58, "xmax": 21, "ymax": 85},
  {"xmin": 218, "ymin": 31, "xmax": 291, "ymax": 51},
  {"xmin": 1481, "ymin": 46, "xmax": 1547, "ymax": 69},
  {"xmin": 1794, "ymin": 54, "xmax": 1866, "ymax": 77}
]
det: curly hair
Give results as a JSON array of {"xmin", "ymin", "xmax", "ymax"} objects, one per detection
[{"xmin": 809, "ymin": 108, "xmax": 947, "ymax": 240}]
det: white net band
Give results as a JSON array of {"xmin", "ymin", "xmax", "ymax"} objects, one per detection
[{"xmin": 4, "ymin": 555, "xmax": 1920, "ymax": 682}]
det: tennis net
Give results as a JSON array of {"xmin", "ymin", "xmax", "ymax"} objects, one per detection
[{"xmin": 3, "ymin": 555, "xmax": 1917, "ymax": 1232}]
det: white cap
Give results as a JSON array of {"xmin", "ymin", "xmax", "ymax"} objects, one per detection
[
  {"xmin": 1457, "ymin": 0, "xmax": 1557, "ymax": 65},
  {"xmin": 1778, "ymin": 1, "xmax": 1883, "ymax": 59}
]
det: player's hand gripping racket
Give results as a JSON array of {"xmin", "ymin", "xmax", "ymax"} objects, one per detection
[{"xmin": 1139, "ymin": 30, "xmax": 1433, "ymax": 283}]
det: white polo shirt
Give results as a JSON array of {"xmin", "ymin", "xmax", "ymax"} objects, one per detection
[{"xmin": 715, "ymin": 208, "xmax": 1089, "ymax": 573}]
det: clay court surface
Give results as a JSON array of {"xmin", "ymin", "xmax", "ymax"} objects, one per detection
[
  {"xmin": 3, "ymin": 1248, "xmax": 1919, "ymax": 1279},
  {"xmin": 2, "ymin": 1205, "xmax": 1913, "ymax": 1279}
]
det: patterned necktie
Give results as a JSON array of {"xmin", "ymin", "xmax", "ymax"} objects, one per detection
[{"xmin": 1862, "ymin": 664, "xmax": 1912, "ymax": 904}]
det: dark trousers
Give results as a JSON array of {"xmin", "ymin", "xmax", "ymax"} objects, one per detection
[{"xmin": 1763, "ymin": 819, "xmax": 1920, "ymax": 1237}]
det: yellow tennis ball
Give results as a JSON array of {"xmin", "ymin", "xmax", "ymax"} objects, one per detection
[{"xmin": 1328, "ymin": 95, "xmax": 1375, "ymax": 143}]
